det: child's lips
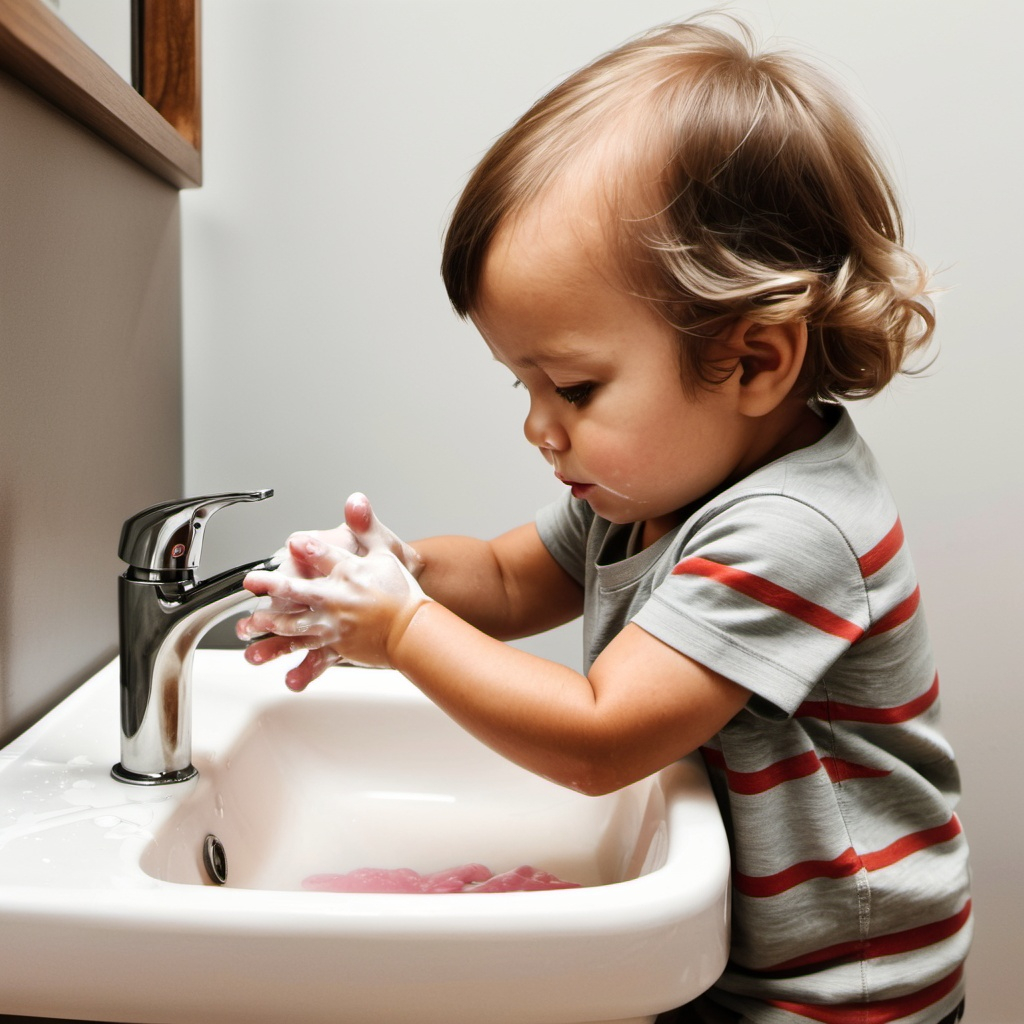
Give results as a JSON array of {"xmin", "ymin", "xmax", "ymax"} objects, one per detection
[{"xmin": 555, "ymin": 472, "xmax": 594, "ymax": 498}]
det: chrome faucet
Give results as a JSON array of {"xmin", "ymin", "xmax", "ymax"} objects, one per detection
[{"xmin": 112, "ymin": 489, "xmax": 278, "ymax": 785}]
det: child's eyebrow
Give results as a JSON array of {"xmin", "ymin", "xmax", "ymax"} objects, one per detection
[{"xmin": 500, "ymin": 346, "xmax": 601, "ymax": 372}]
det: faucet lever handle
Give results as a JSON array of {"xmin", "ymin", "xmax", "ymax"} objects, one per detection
[{"xmin": 118, "ymin": 489, "xmax": 274, "ymax": 576}]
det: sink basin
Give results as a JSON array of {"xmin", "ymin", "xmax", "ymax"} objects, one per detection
[{"xmin": 0, "ymin": 649, "xmax": 729, "ymax": 1024}]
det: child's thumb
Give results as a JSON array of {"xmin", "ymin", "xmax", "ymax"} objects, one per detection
[
  {"xmin": 344, "ymin": 492, "xmax": 377, "ymax": 542},
  {"xmin": 343, "ymin": 493, "xmax": 417, "ymax": 571}
]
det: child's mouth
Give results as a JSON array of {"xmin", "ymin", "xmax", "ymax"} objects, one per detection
[{"xmin": 555, "ymin": 472, "xmax": 594, "ymax": 499}]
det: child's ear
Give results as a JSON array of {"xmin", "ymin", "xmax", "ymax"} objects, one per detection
[{"xmin": 721, "ymin": 318, "xmax": 808, "ymax": 417}]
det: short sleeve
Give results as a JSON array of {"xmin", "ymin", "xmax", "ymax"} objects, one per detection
[
  {"xmin": 535, "ymin": 494, "xmax": 593, "ymax": 586},
  {"xmin": 633, "ymin": 494, "xmax": 870, "ymax": 717}
]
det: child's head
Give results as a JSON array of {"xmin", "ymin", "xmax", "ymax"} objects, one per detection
[{"xmin": 442, "ymin": 15, "xmax": 933, "ymax": 402}]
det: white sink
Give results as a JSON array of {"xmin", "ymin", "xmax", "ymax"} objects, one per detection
[{"xmin": 0, "ymin": 649, "xmax": 729, "ymax": 1024}]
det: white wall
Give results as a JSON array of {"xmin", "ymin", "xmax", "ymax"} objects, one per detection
[
  {"xmin": 183, "ymin": 2, "xmax": 1024, "ymax": 1019},
  {"xmin": 0, "ymin": 70, "xmax": 183, "ymax": 746}
]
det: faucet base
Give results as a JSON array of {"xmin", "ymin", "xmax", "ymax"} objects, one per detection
[{"xmin": 111, "ymin": 762, "xmax": 199, "ymax": 786}]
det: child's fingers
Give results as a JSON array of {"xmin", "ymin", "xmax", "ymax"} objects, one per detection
[
  {"xmin": 244, "ymin": 633, "xmax": 305, "ymax": 665},
  {"xmin": 340, "ymin": 493, "xmax": 424, "ymax": 578},
  {"xmin": 237, "ymin": 596, "xmax": 306, "ymax": 640},
  {"xmin": 243, "ymin": 568, "xmax": 282, "ymax": 598},
  {"xmin": 236, "ymin": 614, "xmax": 262, "ymax": 642},
  {"xmin": 343, "ymin": 492, "xmax": 374, "ymax": 538},
  {"xmin": 244, "ymin": 567, "xmax": 329, "ymax": 607},
  {"xmin": 287, "ymin": 526, "xmax": 361, "ymax": 571},
  {"xmin": 344, "ymin": 492, "xmax": 396, "ymax": 554},
  {"xmin": 285, "ymin": 533, "xmax": 343, "ymax": 576},
  {"xmin": 286, "ymin": 536, "xmax": 376, "ymax": 594},
  {"xmin": 246, "ymin": 604, "xmax": 335, "ymax": 639},
  {"xmin": 316, "ymin": 515, "xmax": 372, "ymax": 550},
  {"xmin": 285, "ymin": 648, "xmax": 341, "ymax": 691},
  {"xmin": 274, "ymin": 546, "xmax": 321, "ymax": 581}
]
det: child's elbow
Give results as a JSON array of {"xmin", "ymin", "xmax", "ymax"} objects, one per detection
[
  {"xmin": 572, "ymin": 776, "xmax": 627, "ymax": 798},
  {"xmin": 559, "ymin": 753, "xmax": 651, "ymax": 797}
]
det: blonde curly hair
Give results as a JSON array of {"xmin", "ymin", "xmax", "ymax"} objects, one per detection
[{"xmin": 441, "ymin": 16, "xmax": 933, "ymax": 401}]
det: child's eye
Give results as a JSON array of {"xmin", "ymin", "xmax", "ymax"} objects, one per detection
[{"xmin": 554, "ymin": 383, "xmax": 595, "ymax": 406}]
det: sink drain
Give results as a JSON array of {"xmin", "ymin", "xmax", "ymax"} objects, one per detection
[{"xmin": 202, "ymin": 834, "xmax": 228, "ymax": 885}]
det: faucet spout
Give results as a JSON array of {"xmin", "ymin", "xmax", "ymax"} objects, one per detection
[{"xmin": 112, "ymin": 491, "xmax": 276, "ymax": 785}]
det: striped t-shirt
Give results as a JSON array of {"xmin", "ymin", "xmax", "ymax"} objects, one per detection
[{"xmin": 536, "ymin": 407, "xmax": 971, "ymax": 1023}]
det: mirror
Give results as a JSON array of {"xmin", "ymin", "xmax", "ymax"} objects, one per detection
[
  {"xmin": 43, "ymin": 0, "xmax": 133, "ymax": 84},
  {"xmin": 0, "ymin": 0, "xmax": 201, "ymax": 188}
]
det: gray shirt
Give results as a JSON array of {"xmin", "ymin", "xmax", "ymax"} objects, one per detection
[{"xmin": 536, "ymin": 408, "xmax": 971, "ymax": 1021}]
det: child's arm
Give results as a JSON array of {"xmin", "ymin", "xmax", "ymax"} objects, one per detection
[
  {"xmin": 392, "ymin": 603, "xmax": 749, "ymax": 794},
  {"xmin": 412, "ymin": 524, "xmax": 584, "ymax": 640},
  {"xmin": 239, "ymin": 493, "xmax": 583, "ymax": 683},
  {"xmin": 290, "ymin": 493, "xmax": 584, "ymax": 636},
  {"xmin": 243, "ymin": 524, "xmax": 748, "ymax": 795}
]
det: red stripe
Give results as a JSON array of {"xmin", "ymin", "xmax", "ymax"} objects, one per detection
[
  {"xmin": 760, "ymin": 899, "xmax": 972, "ymax": 973},
  {"xmin": 858, "ymin": 518, "xmax": 904, "ymax": 578},
  {"xmin": 861, "ymin": 816, "xmax": 962, "ymax": 872},
  {"xmin": 735, "ymin": 814, "xmax": 961, "ymax": 898},
  {"xmin": 700, "ymin": 749, "xmax": 889, "ymax": 793},
  {"xmin": 796, "ymin": 673, "xmax": 939, "ymax": 724},
  {"xmin": 862, "ymin": 585, "xmax": 920, "ymax": 638},
  {"xmin": 768, "ymin": 964, "xmax": 963, "ymax": 1024},
  {"xmin": 672, "ymin": 557, "xmax": 864, "ymax": 642},
  {"xmin": 702, "ymin": 748, "xmax": 822, "ymax": 794},
  {"xmin": 821, "ymin": 757, "xmax": 891, "ymax": 783},
  {"xmin": 736, "ymin": 847, "xmax": 862, "ymax": 898}
]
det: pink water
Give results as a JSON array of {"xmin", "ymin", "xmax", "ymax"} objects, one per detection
[{"xmin": 302, "ymin": 863, "xmax": 580, "ymax": 893}]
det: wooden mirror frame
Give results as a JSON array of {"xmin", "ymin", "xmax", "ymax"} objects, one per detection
[{"xmin": 0, "ymin": 0, "xmax": 201, "ymax": 188}]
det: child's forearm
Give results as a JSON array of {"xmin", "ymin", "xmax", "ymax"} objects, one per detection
[
  {"xmin": 411, "ymin": 535, "xmax": 515, "ymax": 633},
  {"xmin": 412, "ymin": 525, "xmax": 582, "ymax": 640},
  {"xmin": 389, "ymin": 598, "xmax": 610, "ymax": 791},
  {"xmin": 387, "ymin": 598, "xmax": 751, "ymax": 796}
]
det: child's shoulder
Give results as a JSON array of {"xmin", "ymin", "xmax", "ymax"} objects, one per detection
[{"xmin": 682, "ymin": 406, "xmax": 899, "ymax": 565}]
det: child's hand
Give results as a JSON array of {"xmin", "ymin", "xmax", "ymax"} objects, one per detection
[
  {"xmin": 240, "ymin": 520, "xmax": 431, "ymax": 690},
  {"xmin": 236, "ymin": 492, "xmax": 424, "ymax": 640},
  {"xmin": 236, "ymin": 492, "xmax": 423, "ymax": 598},
  {"xmin": 233, "ymin": 503, "xmax": 368, "ymax": 647},
  {"xmin": 328, "ymin": 492, "xmax": 425, "ymax": 579},
  {"xmin": 276, "ymin": 492, "xmax": 424, "ymax": 581}
]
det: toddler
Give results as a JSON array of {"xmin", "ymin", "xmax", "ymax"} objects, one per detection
[{"xmin": 239, "ymin": 16, "xmax": 971, "ymax": 1023}]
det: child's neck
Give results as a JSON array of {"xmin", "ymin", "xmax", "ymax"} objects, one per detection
[
  {"xmin": 639, "ymin": 398, "xmax": 832, "ymax": 550},
  {"xmin": 753, "ymin": 396, "xmax": 832, "ymax": 469}
]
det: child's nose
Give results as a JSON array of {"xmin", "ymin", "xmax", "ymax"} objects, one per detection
[{"xmin": 523, "ymin": 401, "xmax": 569, "ymax": 453}]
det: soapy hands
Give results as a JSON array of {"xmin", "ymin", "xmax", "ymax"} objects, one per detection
[{"xmin": 237, "ymin": 494, "xmax": 430, "ymax": 691}]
